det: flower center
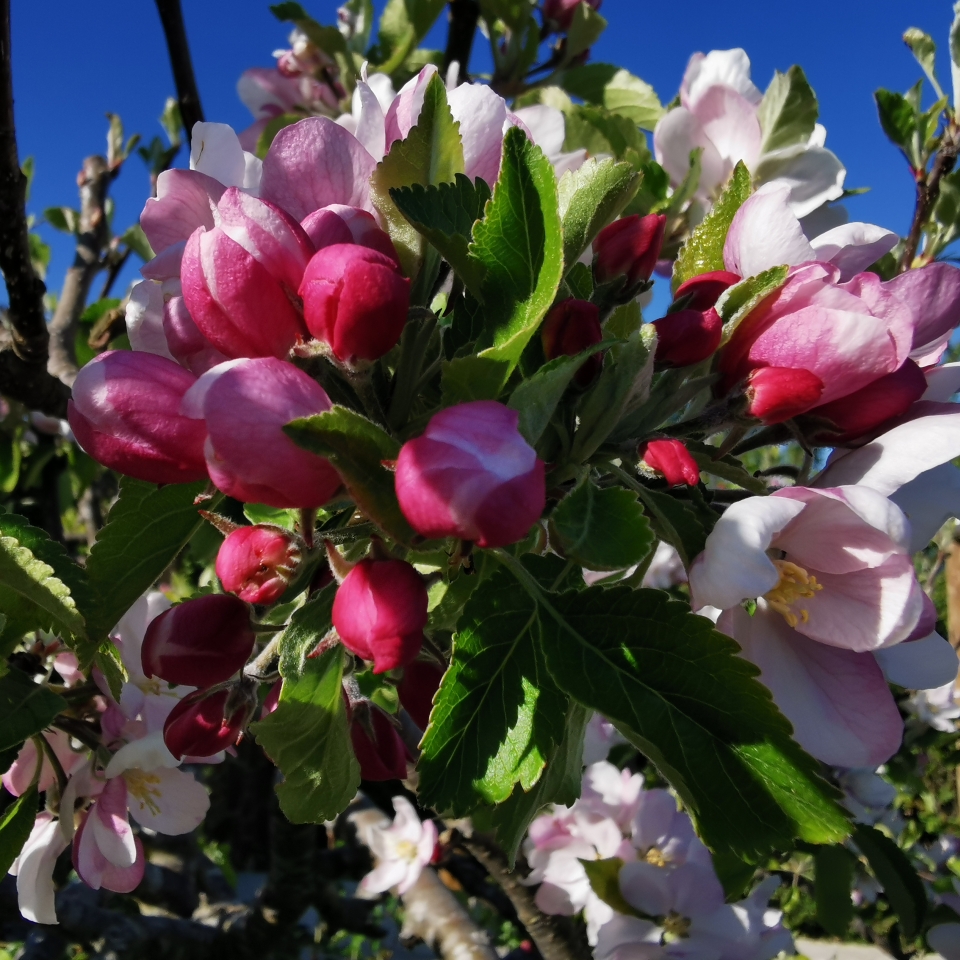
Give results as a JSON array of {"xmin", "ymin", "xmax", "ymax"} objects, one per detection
[
  {"xmin": 763, "ymin": 559, "xmax": 822, "ymax": 629},
  {"xmin": 662, "ymin": 912, "xmax": 691, "ymax": 941},
  {"xmin": 643, "ymin": 847, "xmax": 667, "ymax": 868},
  {"xmin": 393, "ymin": 838, "xmax": 418, "ymax": 861},
  {"xmin": 124, "ymin": 769, "xmax": 163, "ymax": 817}
]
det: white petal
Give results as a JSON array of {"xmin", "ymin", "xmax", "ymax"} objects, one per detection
[
  {"xmin": 681, "ymin": 49, "xmax": 761, "ymax": 108},
  {"xmin": 125, "ymin": 766, "xmax": 210, "ymax": 834},
  {"xmin": 923, "ymin": 362, "xmax": 960, "ymax": 401},
  {"xmin": 514, "ymin": 105, "xmax": 566, "ymax": 157},
  {"xmin": 106, "ymin": 731, "xmax": 179, "ymax": 779},
  {"xmin": 810, "ymin": 222, "xmax": 898, "ymax": 281},
  {"xmin": 754, "ymin": 144, "xmax": 846, "ymax": 219},
  {"xmin": 16, "ymin": 816, "xmax": 68, "ymax": 925},
  {"xmin": 125, "ymin": 281, "xmax": 176, "ymax": 360},
  {"xmin": 353, "ymin": 80, "xmax": 387, "ymax": 161},
  {"xmin": 190, "ymin": 122, "xmax": 247, "ymax": 188},
  {"xmin": 875, "ymin": 634, "xmax": 959, "ymax": 690},
  {"xmin": 891, "ymin": 463, "xmax": 960, "ymax": 552}
]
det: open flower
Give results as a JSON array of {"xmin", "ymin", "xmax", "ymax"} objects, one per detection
[{"xmin": 358, "ymin": 796, "xmax": 437, "ymax": 895}]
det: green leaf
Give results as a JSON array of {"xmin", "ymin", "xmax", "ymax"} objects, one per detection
[
  {"xmin": 441, "ymin": 354, "xmax": 512, "ymax": 404},
  {"xmin": 251, "ymin": 647, "xmax": 360, "ymax": 823},
  {"xmin": 390, "ymin": 174, "xmax": 491, "ymax": 298},
  {"xmin": 0, "ymin": 513, "xmax": 87, "ymax": 650},
  {"xmin": 418, "ymin": 568, "xmax": 568, "ymax": 814},
  {"xmin": 43, "ymin": 207, "xmax": 79, "ymax": 234},
  {"xmin": 558, "ymin": 157, "xmax": 639, "ymax": 273},
  {"xmin": 372, "ymin": 0, "xmax": 447, "ymax": 73},
  {"xmin": 484, "ymin": 701, "xmax": 587, "ymax": 863},
  {"xmin": 560, "ymin": 64, "xmax": 662, "ymax": 130},
  {"xmin": 874, "ymin": 88, "xmax": 921, "ymax": 166},
  {"xmin": 565, "ymin": 2, "xmax": 606, "ymax": 59},
  {"xmin": 631, "ymin": 487, "xmax": 708, "ymax": 568},
  {"xmin": 370, "ymin": 73, "xmax": 465, "ymax": 280},
  {"xmin": 94, "ymin": 642, "xmax": 126, "ymax": 702},
  {"xmin": 537, "ymin": 585, "xmax": 849, "ymax": 858},
  {"xmin": 673, "ymin": 162, "xmax": 751, "ymax": 291},
  {"xmin": 716, "ymin": 265, "xmax": 790, "ymax": 342},
  {"xmin": 904, "ymin": 28, "xmax": 943, "ymax": 98},
  {"xmin": 683, "ymin": 442, "xmax": 767, "ymax": 495},
  {"xmin": 0, "ymin": 787, "xmax": 39, "ymax": 877},
  {"xmin": 277, "ymin": 583, "xmax": 336, "ymax": 681},
  {"xmin": 853, "ymin": 824, "xmax": 927, "ymax": 939},
  {"xmin": 814, "ymin": 844, "xmax": 854, "ymax": 938},
  {"xmin": 660, "ymin": 148, "xmax": 703, "ymax": 219},
  {"xmin": 550, "ymin": 481, "xmax": 654, "ymax": 572},
  {"xmin": 119, "ymin": 224, "xmax": 153, "ymax": 262},
  {"xmin": 507, "ymin": 342, "xmax": 611, "ymax": 446},
  {"xmin": 951, "ymin": 3, "xmax": 960, "ymax": 112},
  {"xmin": 711, "ymin": 849, "xmax": 757, "ymax": 900},
  {"xmin": 339, "ymin": 0, "xmax": 374, "ymax": 52},
  {"xmin": 284, "ymin": 406, "xmax": 413, "ymax": 544},
  {"xmin": 562, "ymin": 105, "xmax": 648, "ymax": 162},
  {"xmin": 0, "ymin": 669, "xmax": 66, "ymax": 752},
  {"xmin": 243, "ymin": 503, "xmax": 297, "ymax": 531},
  {"xmin": 468, "ymin": 127, "xmax": 563, "ymax": 387},
  {"xmin": 581, "ymin": 858, "xmax": 645, "ymax": 917},
  {"xmin": 480, "ymin": 0, "xmax": 534, "ymax": 31},
  {"xmin": 83, "ymin": 479, "xmax": 213, "ymax": 658},
  {"xmin": 757, "ymin": 66, "xmax": 819, "ymax": 155}
]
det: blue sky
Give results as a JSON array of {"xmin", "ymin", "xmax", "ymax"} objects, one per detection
[{"xmin": 8, "ymin": 0, "xmax": 956, "ymax": 309}]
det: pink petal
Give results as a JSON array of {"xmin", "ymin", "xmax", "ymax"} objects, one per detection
[
  {"xmin": 140, "ymin": 168, "xmax": 225, "ymax": 255},
  {"xmin": 384, "ymin": 66, "xmax": 437, "ymax": 149},
  {"xmin": 875, "ymin": 633, "xmax": 959, "ymax": 690},
  {"xmin": 691, "ymin": 85, "xmax": 762, "ymax": 170},
  {"xmin": 809, "ymin": 222, "xmax": 898, "ymax": 281},
  {"xmin": 92, "ymin": 778, "xmax": 137, "ymax": 868},
  {"xmin": 885, "ymin": 261, "xmax": 960, "ymax": 361},
  {"xmin": 653, "ymin": 106, "xmax": 727, "ymax": 194},
  {"xmin": 447, "ymin": 83, "xmax": 508, "ymax": 185}
]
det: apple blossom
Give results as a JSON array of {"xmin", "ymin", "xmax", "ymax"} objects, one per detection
[
  {"xmin": 2, "ymin": 729, "xmax": 85, "ymax": 797},
  {"xmin": 72, "ymin": 777, "xmax": 145, "ymax": 893},
  {"xmin": 593, "ymin": 214, "xmax": 666, "ymax": 288},
  {"xmin": 162, "ymin": 295, "xmax": 230, "ymax": 375},
  {"xmin": 9, "ymin": 814, "xmax": 69, "ymax": 924},
  {"xmin": 638, "ymin": 439, "xmax": 700, "ymax": 488},
  {"xmin": 543, "ymin": 0, "xmax": 602, "ymax": 31},
  {"xmin": 541, "ymin": 299, "xmax": 604, "ymax": 386},
  {"xmin": 216, "ymin": 525, "xmax": 302, "ymax": 604},
  {"xmin": 358, "ymin": 796, "xmax": 437, "ymax": 895},
  {"xmin": 651, "ymin": 307, "xmax": 722, "ymax": 367},
  {"xmin": 299, "ymin": 204, "xmax": 398, "ymax": 259},
  {"xmin": 163, "ymin": 688, "xmax": 250, "ymax": 760}
]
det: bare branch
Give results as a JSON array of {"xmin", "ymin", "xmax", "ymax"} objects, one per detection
[
  {"xmin": 443, "ymin": 0, "xmax": 480, "ymax": 84},
  {"xmin": 0, "ymin": 335, "xmax": 70, "ymax": 416},
  {"xmin": 154, "ymin": 0, "xmax": 205, "ymax": 141},
  {"xmin": 46, "ymin": 155, "xmax": 112, "ymax": 386}
]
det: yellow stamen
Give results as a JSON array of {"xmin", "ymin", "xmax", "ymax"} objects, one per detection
[
  {"xmin": 763, "ymin": 559, "xmax": 822, "ymax": 628},
  {"xmin": 662, "ymin": 912, "xmax": 691, "ymax": 941},
  {"xmin": 393, "ymin": 839, "xmax": 418, "ymax": 861},
  {"xmin": 644, "ymin": 847, "xmax": 667, "ymax": 868},
  {"xmin": 124, "ymin": 769, "xmax": 163, "ymax": 817}
]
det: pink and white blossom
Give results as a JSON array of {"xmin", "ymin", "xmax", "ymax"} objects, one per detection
[{"xmin": 358, "ymin": 796, "xmax": 437, "ymax": 895}]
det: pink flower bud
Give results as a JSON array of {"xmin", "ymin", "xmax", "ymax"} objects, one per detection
[
  {"xmin": 800, "ymin": 359, "xmax": 927, "ymax": 444},
  {"xmin": 395, "ymin": 401, "xmax": 546, "ymax": 548},
  {"xmin": 652, "ymin": 308, "xmax": 723, "ymax": 367},
  {"xmin": 299, "ymin": 244, "xmax": 411, "ymax": 363},
  {"xmin": 180, "ymin": 188, "xmax": 314, "ymax": 360},
  {"xmin": 594, "ymin": 214, "xmax": 666, "ymax": 288},
  {"xmin": 68, "ymin": 350, "xmax": 208, "ymax": 485},
  {"xmin": 746, "ymin": 366, "xmax": 825, "ymax": 424},
  {"xmin": 397, "ymin": 660, "xmax": 445, "ymax": 731},
  {"xmin": 163, "ymin": 688, "xmax": 248, "ymax": 761},
  {"xmin": 638, "ymin": 439, "xmax": 700, "ymax": 488},
  {"xmin": 261, "ymin": 679, "xmax": 282, "ymax": 717},
  {"xmin": 300, "ymin": 204, "xmax": 399, "ymax": 262},
  {"xmin": 543, "ymin": 0, "xmax": 601, "ymax": 31},
  {"xmin": 541, "ymin": 299, "xmax": 603, "ymax": 387},
  {"xmin": 216, "ymin": 525, "xmax": 301, "ymax": 604},
  {"xmin": 349, "ymin": 702, "xmax": 409, "ymax": 780},
  {"xmin": 163, "ymin": 296, "xmax": 229, "ymax": 375},
  {"xmin": 673, "ymin": 270, "xmax": 741, "ymax": 311},
  {"xmin": 182, "ymin": 357, "xmax": 343, "ymax": 509},
  {"xmin": 141, "ymin": 594, "xmax": 256, "ymax": 687},
  {"xmin": 333, "ymin": 558, "xmax": 428, "ymax": 673}
]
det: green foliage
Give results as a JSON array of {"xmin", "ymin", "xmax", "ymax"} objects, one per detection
[
  {"xmin": 418, "ymin": 568, "xmax": 568, "ymax": 814},
  {"xmin": 562, "ymin": 104, "xmax": 648, "ymax": 165},
  {"xmin": 903, "ymin": 27, "xmax": 943, "ymax": 98},
  {"xmin": 277, "ymin": 584, "xmax": 337, "ymax": 681},
  {"xmin": 285, "ymin": 406, "xmax": 413, "ymax": 544},
  {"xmin": 716, "ymin": 265, "xmax": 790, "ymax": 338},
  {"xmin": 561, "ymin": 64, "xmax": 663, "ymax": 129},
  {"xmin": 537, "ymin": 585, "xmax": 850, "ymax": 858},
  {"xmin": 83, "ymin": 479, "xmax": 213, "ymax": 661},
  {"xmin": 372, "ymin": 0, "xmax": 447, "ymax": 73},
  {"xmin": 0, "ymin": 670, "xmax": 66, "ymax": 752},
  {"xmin": 550, "ymin": 481, "xmax": 654, "ymax": 572},
  {"xmin": 814, "ymin": 844, "xmax": 854, "ymax": 937},
  {"xmin": 631, "ymin": 487, "xmax": 711, "ymax": 567},
  {"xmin": 269, "ymin": 2, "xmax": 357, "ymax": 89},
  {"xmin": 0, "ymin": 787, "xmax": 39, "ymax": 877},
  {"xmin": 564, "ymin": 2, "xmax": 607, "ymax": 59},
  {"xmin": 43, "ymin": 206, "xmax": 79, "ymax": 234},
  {"xmin": 251, "ymin": 647, "xmax": 360, "ymax": 823},
  {"xmin": 673, "ymin": 162, "xmax": 751, "ymax": 290},
  {"xmin": 757, "ymin": 66, "xmax": 819, "ymax": 155},
  {"xmin": 581, "ymin": 858, "xmax": 645, "ymax": 917}
]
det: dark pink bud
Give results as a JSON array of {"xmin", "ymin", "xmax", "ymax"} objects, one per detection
[
  {"xmin": 299, "ymin": 243, "xmax": 411, "ymax": 363},
  {"xmin": 333, "ymin": 558, "xmax": 428, "ymax": 673},
  {"xmin": 141, "ymin": 594, "xmax": 256, "ymax": 687},
  {"xmin": 398, "ymin": 660, "xmax": 445, "ymax": 731},
  {"xmin": 300, "ymin": 204, "xmax": 399, "ymax": 262},
  {"xmin": 216, "ymin": 525, "xmax": 301, "ymax": 605},
  {"xmin": 68, "ymin": 350, "xmax": 208, "ymax": 485},
  {"xmin": 261, "ymin": 679, "xmax": 282, "ymax": 718},
  {"xmin": 350, "ymin": 704, "xmax": 408, "ymax": 781},
  {"xmin": 543, "ymin": 0, "xmax": 601, "ymax": 31},
  {"xmin": 541, "ymin": 299, "xmax": 604, "ymax": 387},
  {"xmin": 594, "ymin": 214, "xmax": 666, "ymax": 287},
  {"xmin": 652, "ymin": 308, "xmax": 723, "ymax": 368},
  {"xmin": 638, "ymin": 439, "xmax": 700, "ymax": 488},
  {"xmin": 800, "ymin": 360, "xmax": 927, "ymax": 444},
  {"xmin": 163, "ymin": 688, "xmax": 248, "ymax": 761},
  {"xmin": 673, "ymin": 270, "xmax": 741, "ymax": 311},
  {"xmin": 163, "ymin": 296, "xmax": 229, "ymax": 375},
  {"xmin": 182, "ymin": 357, "xmax": 343, "ymax": 509},
  {"xmin": 395, "ymin": 401, "xmax": 546, "ymax": 548},
  {"xmin": 746, "ymin": 366, "xmax": 824, "ymax": 424}
]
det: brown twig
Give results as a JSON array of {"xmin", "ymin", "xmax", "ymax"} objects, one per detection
[
  {"xmin": 899, "ymin": 122, "xmax": 960, "ymax": 273},
  {"xmin": 154, "ymin": 0, "xmax": 205, "ymax": 141},
  {"xmin": 46, "ymin": 155, "xmax": 112, "ymax": 386},
  {"xmin": 442, "ymin": 0, "xmax": 480, "ymax": 84}
]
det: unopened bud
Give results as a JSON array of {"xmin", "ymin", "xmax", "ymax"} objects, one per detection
[
  {"xmin": 746, "ymin": 366, "xmax": 825, "ymax": 424},
  {"xmin": 541, "ymin": 299, "xmax": 604, "ymax": 387},
  {"xmin": 141, "ymin": 594, "xmax": 256, "ymax": 687},
  {"xmin": 543, "ymin": 0, "xmax": 602, "ymax": 31},
  {"xmin": 673, "ymin": 271, "xmax": 741, "ymax": 311},
  {"xmin": 652, "ymin": 308, "xmax": 722, "ymax": 368},
  {"xmin": 638, "ymin": 438, "xmax": 700, "ymax": 488},
  {"xmin": 349, "ymin": 700, "xmax": 409, "ymax": 780},
  {"xmin": 397, "ymin": 660, "xmax": 445, "ymax": 731},
  {"xmin": 163, "ymin": 687, "xmax": 250, "ymax": 760},
  {"xmin": 594, "ymin": 214, "xmax": 666, "ymax": 288},
  {"xmin": 216, "ymin": 525, "xmax": 301, "ymax": 605}
]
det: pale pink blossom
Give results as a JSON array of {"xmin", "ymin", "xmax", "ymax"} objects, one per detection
[
  {"xmin": 358, "ymin": 796, "xmax": 437, "ymax": 895},
  {"xmin": 9, "ymin": 813, "xmax": 69, "ymax": 924},
  {"xmin": 2, "ymin": 729, "xmax": 85, "ymax": 797}
]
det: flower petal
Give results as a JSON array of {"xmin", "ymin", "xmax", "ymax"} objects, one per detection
[{"xmin": 875, "ymin": 634, "xmax": 959, "ymax": 690}]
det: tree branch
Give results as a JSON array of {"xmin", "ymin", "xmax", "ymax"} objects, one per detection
[
  {"xmin": 46, "ymin": 155, "xmax": 111, "ymax": 386},
  {"xmin": 154, "ymin": 0, "xmax": 205, "ymax": 141},
  {"xmin": 442, "ymin": 0, "xmax": 480, "ymax": 84}
]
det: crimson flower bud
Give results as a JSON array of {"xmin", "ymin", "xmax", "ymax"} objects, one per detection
[
  {"xmin": 673, "ymin": 270, "xmax": 741, "ymax": 311},
  {"xmin": 216, "ymin": 525, "xmax": 301, "ymax": 605},
  {"xmin": 594, "ymin": 214, "xmax": 666, "ymax": 288},
  {"xmin": 333, "ymin": 559, "xmax": 428, "ymax": 673},
  {"xmin": 398, "ymin": 660, "xmax": 445, "ymax": 731},
  {"xmin": 349, "ymin": 703, "xmax": 409, "ymax": 780},
  {"xmin": 638, "ymin": 439, "xmax": 700, "ymax": 488},
  {"xmin": 746, "ymin": 366, "xmax": 824, "ymax": 424},
  {"xmin": 68, "ymin": 350, "xmax": 208, "ymax": 485},
  {"xmin": 799, "ymin": 360, "xmax": 927, "ymax": 444},
  {"xmin": 652, "ymin": 308, "xmax": 722, "ymax": 367},
  {"xmin": 300, "ymin": 204, "xmax": 399, "ymax": 262},
  {"xmin": 543, "ymin": 0, "xmax": 601, "ymax": 31},
  {"xmin": 141, "ymin": 594, "xmax": 256, "ymax": 687},
  {"xmin": 299, "ymin": 244, "xmax": 411, "ymax": 363},
  {"xmin": 541, "ymin": 299, "xmax": 604, "ymax": 387},
  {"xmin": 163, "ymin": 688, "xmax": 248, "ymax": 761},
  {"xmin": 395, "ymin": 401, "xmax": 546, "ymax": 548}
]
